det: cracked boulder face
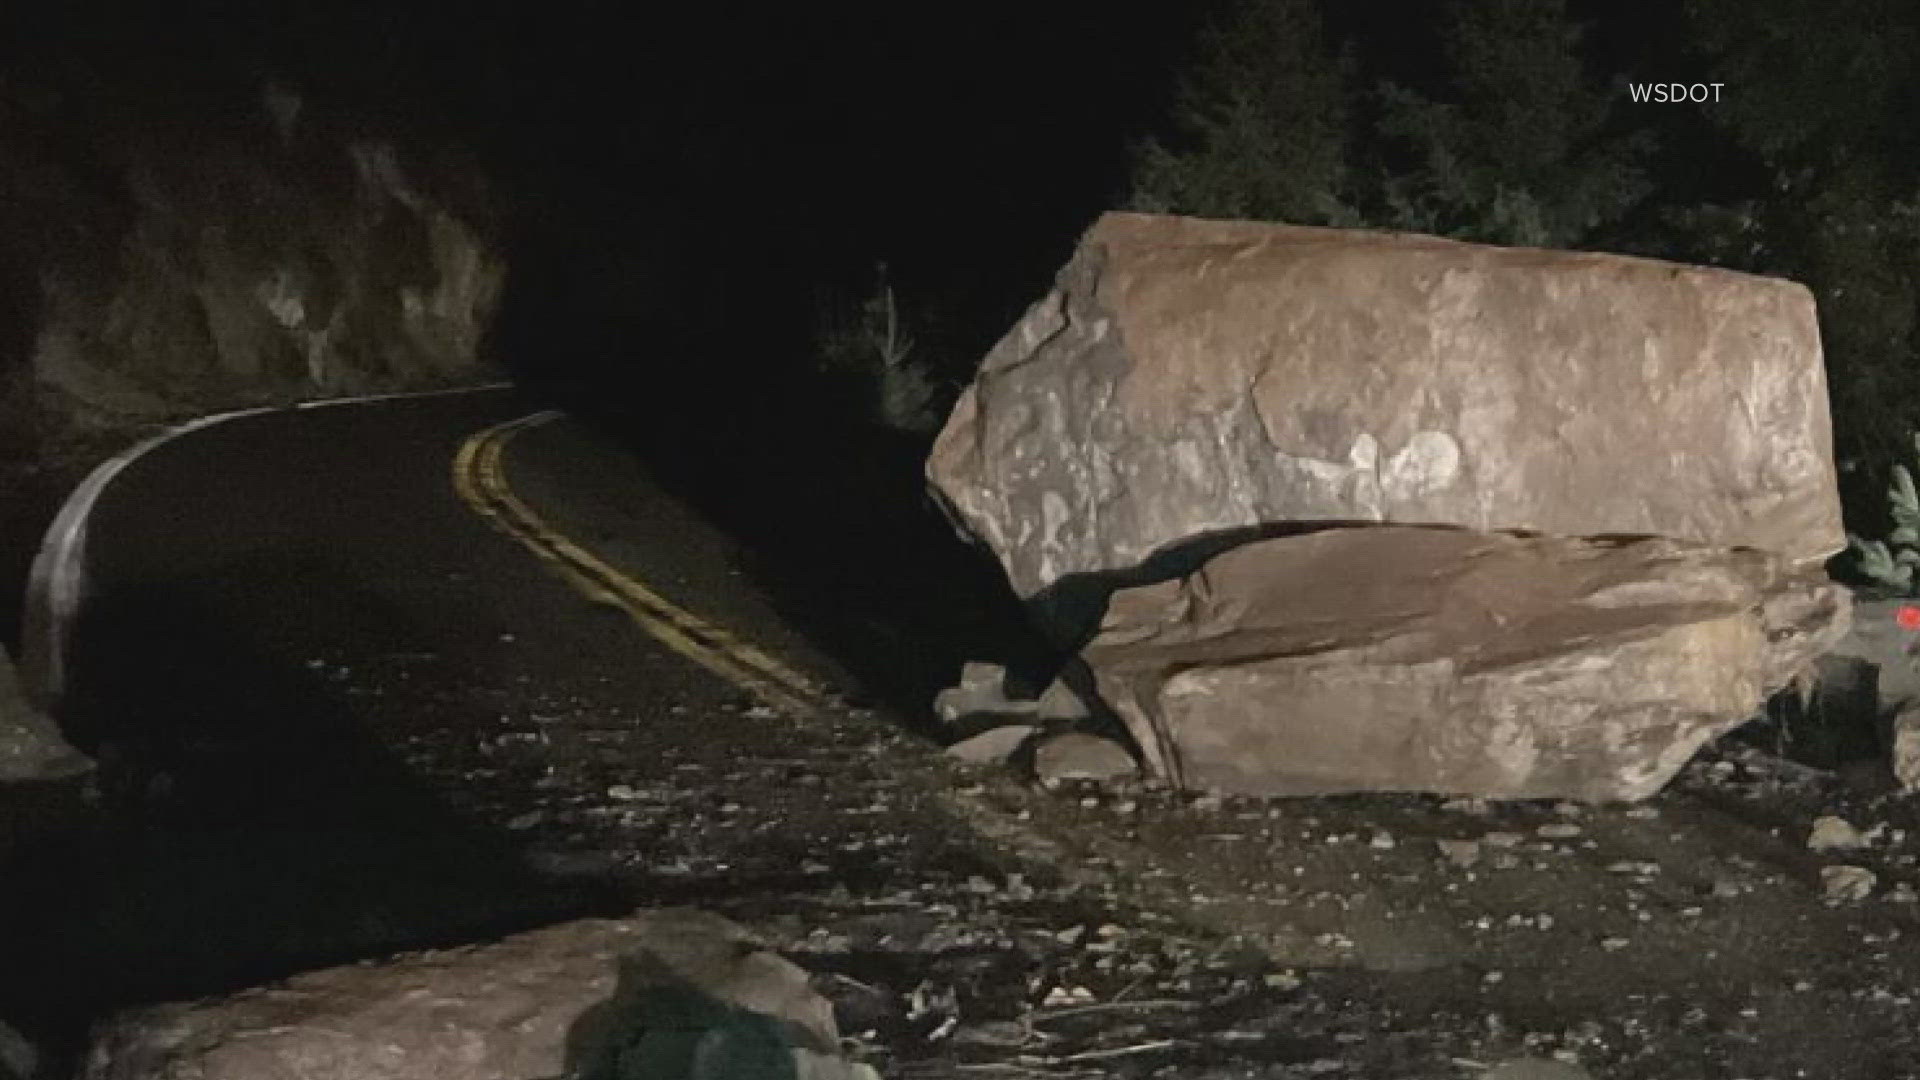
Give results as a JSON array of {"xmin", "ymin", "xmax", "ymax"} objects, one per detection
[
  {"xmin": 927, "ymin": 213, "xmax": 1851, "ymax": 799},
  {"xmin": 1084, "ymin": 528, "xmax": 1849, "ymax": 802},
  {"xmin": 926, "ymin": 212, "xmax": 1845, "ymax": 603}
]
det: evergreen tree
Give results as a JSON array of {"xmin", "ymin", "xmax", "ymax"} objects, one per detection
[
  {"xmin": 1673, "ymin": 0, "xmax": 1920, "ymax": 487},
  {"xmin": 1367, "ymin": 0, "xmax": 1651, "ymax": 247},
  {"xmin": 1124, "ymin": 0, "xmax": 1357, "ymax": 225}
]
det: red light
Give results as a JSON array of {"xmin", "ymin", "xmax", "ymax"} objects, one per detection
[{"xmin": 1899, "ymin": 605, "xmax": 1920, "ymax": 631}]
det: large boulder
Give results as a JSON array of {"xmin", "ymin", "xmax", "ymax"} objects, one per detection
[
  {"xmin": 1083, "ymin": 527, "xmax": 1848, "ymax": 802},
  {"xmin": 83, "ymin": 908, "xmax": 877, "ymax": 1080},
  {"xmin": 927, "ymin": 212, "xmax": 1844, "ymax": 605}
]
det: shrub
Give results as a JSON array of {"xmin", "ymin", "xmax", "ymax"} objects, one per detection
[
  {"xmin": 813, "ymin": 262, "xmax": 946, "ymax": 436},
  {"xmin": 1849, "ymin": 432, "xmax": 1920, "ymax": 594}
]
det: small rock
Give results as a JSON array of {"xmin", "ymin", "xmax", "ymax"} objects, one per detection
[
  {"xmin": 1369, "ymin": 831, "xmax": 1396, "ymax": 850},
  {"xmin": 944, "ymin": 724, "xmax": 1039, "ymax": 765},
  {"xmin": 1536, "ymin": 823, "xmax": 1582, "ymax": 840},
  {"xmin": 951, "ymin": 1021, "xmax": 1029, "ymax": 1048},
  {"xmin": 1436, "ymin": 839, "xmax": 1481, "ymax": 868},
  {"xmin": 1604, "ymin": 860, "xmax": 1660, "ymax": 876},
  {"xmin": 82, "ymin": 909, "xmax": 872, "ymax": 1080},
  {"xmin": 606, "ymin": 784, "xmax": 639, "ymax": 801},
  {"xmin": 1892, "ymin": 708, "xmax": 1920, "ymax": 791},
  {"xmin": 1482, "ymin": 831, "xmax": 1526, "ymax": 848},
  {"xmin": 1808, "ymin": 814, "xmax": 1867, "ymax": 851},
  {"xmin": 1033, "ymin": 733, "xmax": 1137, "ymax": 785},
  {"xmin": 1484, "ymin": 1059, "xmax": 1597, "ymax": 1080},
  {"xmin": 1822, "ymin": 864, "xmax": 1878, "ymax": 901}
]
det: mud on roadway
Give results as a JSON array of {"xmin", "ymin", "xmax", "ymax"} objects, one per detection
[{"xmin": 3, "ymin": 403, "xmax": 1919, "ymax": 1080}]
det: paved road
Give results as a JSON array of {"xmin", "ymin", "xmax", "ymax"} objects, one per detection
[{"xmin": 2, "ymin": 388, "xmax": 862, "ymax": 1024}]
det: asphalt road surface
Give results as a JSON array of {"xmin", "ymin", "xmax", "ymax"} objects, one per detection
[{"xmin": 2, "ymin": 388, "xmax": 862, "ymax": 1031}]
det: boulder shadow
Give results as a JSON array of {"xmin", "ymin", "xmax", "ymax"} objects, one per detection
[{"xmin": 0, "ymin": 564, "xmax": 619, "ymax": 1056}]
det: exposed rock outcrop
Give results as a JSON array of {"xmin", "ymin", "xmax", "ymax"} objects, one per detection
[
  {"xmin": 83, "ymin": 908, "xmax": 878, "ymax": 1080},
  {"xmin": 1083, "ymin": 527, "xmax": 1846, "ymax": 801},
  {"xmin": 0, "ymin": 76, "xmax": 503, "ymax": 438},
  {"xmin": 928, "ymin": 212, "xmax": 1844, "ymax": 603}
]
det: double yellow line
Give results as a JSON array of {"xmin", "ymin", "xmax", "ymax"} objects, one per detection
[{"xmin": 452, "ymin": 411, "xmax": 828, "ymax": 717}]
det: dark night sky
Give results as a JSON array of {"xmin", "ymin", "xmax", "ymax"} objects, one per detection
[{"xmin": 0, "ymin": 1, "xmax": 1726, "ymax": 406}]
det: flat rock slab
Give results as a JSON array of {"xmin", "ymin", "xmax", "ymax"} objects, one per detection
[
  {"xmin": 82, "ymin": 908, "xmax": 867, "ymax": 1080},
  {"xmin": 1083, "ymin": 527, "xmax": 1847, "ymax": 801},
  {"xmin": 928, "ymin": 212, "xmax": 1844, "ymax": 602}
]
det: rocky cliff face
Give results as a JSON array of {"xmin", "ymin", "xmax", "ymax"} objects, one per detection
[{"xmin": 0, "ymin": 76, "xmax": 504, "ymax": 440}]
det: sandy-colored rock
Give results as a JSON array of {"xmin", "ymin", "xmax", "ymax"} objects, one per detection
[
  {"xmin": 934, "ymin": 661, "xmax": 1016, "ymax": 723},
  {"xmin": 1032, "ymin": 732, "xmax": 1138, "ymax": 786},
  {"xmin": 1808, "ymin": 815, "xmax": 1867, "ymax": 851},
  {"xmin": 82, "ymin": 908, "xmax": 874, "ymax": 1080},
  {"xmin": 928, "ymin": 212, "xmax": 1843, "ymax": 604},
  {"xmin": 1821, "ymin": 865, "xmax": 1878, "ymax": 902},
  {"xmin": 0, "ymin": 1018, "xmax": 36, "ymax": 1080},
  {"xmin": 934, "ymin": 662, "xmax": 1092, "ymax": 727},
  {"xmin": 945, "ymin": 723, "xmax": 1039, "ymax": 765},
  {"xmin": 1082, "ymin": 527, "xmax": 1846, "ymax": 801}
]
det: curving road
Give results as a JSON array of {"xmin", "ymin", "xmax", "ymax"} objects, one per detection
[{"xmin": 0, "ymin": 387, "xmax": 926, "ymax": 1032}]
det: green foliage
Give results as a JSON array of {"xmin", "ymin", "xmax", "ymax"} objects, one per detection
[
  {"xmin": 1127, "ymin": 0, "xmax": 1650, "ymax": 248},
  {"xmin": 1124, "ymin": 0, "xmax": 1358, "ymax": 225},
  {"xmin": 1850, "ymin": 433, "xmax": 1920, "ymax": 593},
  {"xmin": 813, "ymin": 262, "xmax": 946, "ymax": 435},
  {"xmin": 1366, "ymin": 0, "xmax": 1652, "ymax": 247}
]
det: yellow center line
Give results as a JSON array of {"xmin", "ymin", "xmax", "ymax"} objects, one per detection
[{"xmin": 452, "ymin": 411, "xmax": 828, "ymax": 717}]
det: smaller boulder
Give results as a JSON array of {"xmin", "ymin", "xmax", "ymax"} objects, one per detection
[
  {"xmin": 1807, "ymin": 815, "xmax": 1867, "ymax": 851},
  {"xmin": 1082, "ymin": 527, "xmax": 1846, "ymax": 801},
  {"xmin": 83, "ymin": 909, "xmax": 877, "ymax": 1080},
  {"xmin": 944, "ymin": 724, "xmax": 1040, "ymax": 766},
  {"xmin": 1032, "ymin": 733, "xmax": 1138, "ymax": 787}
]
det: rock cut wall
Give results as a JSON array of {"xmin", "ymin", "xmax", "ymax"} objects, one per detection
[{"xmin": 0, "ymin": 78, "xmax": 504, "ymax": 433}]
